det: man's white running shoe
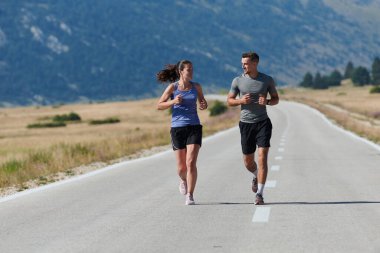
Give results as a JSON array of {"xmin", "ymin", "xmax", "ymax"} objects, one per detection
[
  {"xmin": 185, "ymin": 194, "xmax": 195, "ymax": 205},
  {"xmin": 179, "ymin": 180, "xmax": 187, "ymax": 195}
]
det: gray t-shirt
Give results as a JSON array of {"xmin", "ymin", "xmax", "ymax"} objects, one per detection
[{"xmin": 229, "ymin": 72, "xmax": 277, "ymax": 123}]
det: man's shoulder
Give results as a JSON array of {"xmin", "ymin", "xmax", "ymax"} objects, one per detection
[{"xmin": 258, "ymin": 72, "xmax": 273, "ymax": 81}]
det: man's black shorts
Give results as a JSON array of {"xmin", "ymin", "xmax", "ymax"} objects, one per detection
[
  {"xmin": 239, "ymin": 118, "xmax": 272, "ymax": 154},
  {"xmin": 170, "ymin": 125, "xmax": 202, "ymax": 151}
]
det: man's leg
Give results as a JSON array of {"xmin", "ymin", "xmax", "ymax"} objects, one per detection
[
  {"xmin": 243, "ymin": 153, "xmax": 258, "ymax": 192},
  {"xmin": 242, "ymin": 153, "xmax": 257, "ymax": 174},
  {"xmin": 257, "ymin": 147, "xmax": 269, "ymax": 194}
]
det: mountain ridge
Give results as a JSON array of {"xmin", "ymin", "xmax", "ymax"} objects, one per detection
[{"xmin": 1, "ymin": 0, "xmax": 380, "ymax": 106}]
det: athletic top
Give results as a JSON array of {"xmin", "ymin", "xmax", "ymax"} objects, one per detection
[
  {"xmin": 171, "ymin": 81, "xmax": 201, "ymax": 127},
  {"xmin": 230, "ymin": 72, "xmax": 277, "ymax": 123}
]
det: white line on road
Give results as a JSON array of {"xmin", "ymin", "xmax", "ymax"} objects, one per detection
[
  {"xmin": 275, "ymin": 156, "xmax": 283, "ymax": 160},
  {"xmin": 271, "ymin": 165, "xmax": 280, "ymax": 171},
  {"xmin": 265, "ymin": 180, "xmax": 277, "ymax": 188},
  {"xmin": 252, "ymin": 207, "xmax": 271, "ymax": 223},
  {"xmin": 278, "ymin": 148, "xmax": 285, "ymax": 152}
]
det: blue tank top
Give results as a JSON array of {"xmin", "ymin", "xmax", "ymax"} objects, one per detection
[{"xmin": 171, "ymin": 81, "xmax": 201, "ymax": 127}]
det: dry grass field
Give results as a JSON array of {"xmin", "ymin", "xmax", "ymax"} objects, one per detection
[
  {"xmin": 2, "ymin": 82, "xmax": 379, "ymax": 194},
  {"xmin": 0, "ymin": 98, "xmax": 240, "ymax": 193},
  {"xmin": 281, "ymin": 80, "xmax": 380, "ymax": 144}
]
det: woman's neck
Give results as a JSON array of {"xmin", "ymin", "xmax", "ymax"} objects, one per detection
[{"xmin": 178, "ymin": 79, "xmax": 191, "ymax": 89}]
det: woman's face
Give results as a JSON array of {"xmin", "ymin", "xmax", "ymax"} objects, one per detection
[{"xmin": 180, "ymin": 64, "xmax": 193, "ymax": 81}]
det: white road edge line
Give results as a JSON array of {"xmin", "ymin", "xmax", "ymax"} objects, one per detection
[
  {"xmin": 252, "ymin": 207, "xmax": 271, "ymax": 223},
  {"xmin": 290, "ymin": 101, "xmax": 380, "ymax": 152}
]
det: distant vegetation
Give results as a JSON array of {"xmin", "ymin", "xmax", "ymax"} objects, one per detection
[
  {"xmin": 27, "ymin": 121, "xmax": 67, "ymax": 128},
  {"xmin": 299, "ymin": 57, "xmax": 380, "ymax": 90},
  {"xmin": 369, "ymin": 86, "xmax": 380, "ymax": 94},
  {"xmin": 209, "ymin": 101, "xmax": 228, "ymax": 116},
  {"xmin": 27, "ymin": 112, "xmax": 81, "ymax": 128},
  {"xmin": 89, "ymin": 117, "xmax": 120, "ymax": 125},
  {"xmin": 52, "ymin": 112, "xmax": 81, "ymax": 122}
]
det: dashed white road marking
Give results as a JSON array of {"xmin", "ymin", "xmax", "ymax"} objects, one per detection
[
  {"xmin": 280, "ymin": 143, "xmax": 285, "ymax": 146},
  {"xmin": 265, "ymin": 180, "xmax": 277, "ymax": 188},
  {"xmin": 275, "ymin": 156, "xmax": 283, "ymax": 160},
  {"xmin": 271, "ymin": 165, "xmax": 280, "ymax": 171},
  {"xmin": 278, "ymin": 148, "xmax": 285, "ymax": 152},
  {"xmin": 252, "ymin": 207, "xmax": 271, "ymax": 223}
]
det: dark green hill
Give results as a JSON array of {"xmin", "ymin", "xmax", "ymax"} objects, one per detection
[{"xmin": 0, "ymin": 0, "xmax": 379, "ymax": 105}]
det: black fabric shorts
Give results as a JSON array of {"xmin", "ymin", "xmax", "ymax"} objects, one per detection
[
  {"xmin": 239, "ymin": 118, "xmax": 272, "ymax": 155},
  {"xmin": 170, "ymin": 125, "xmax": 202, "ymax": 151}
]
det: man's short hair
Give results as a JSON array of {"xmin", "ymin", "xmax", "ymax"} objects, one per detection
[{"xmin": 242, "ymin": 51, "xmax": 259, "ymax": 62}]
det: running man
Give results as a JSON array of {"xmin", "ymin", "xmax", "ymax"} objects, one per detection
[{"xmin": 227, "ymin": 51, "xmax": 279, "ymax": 205}]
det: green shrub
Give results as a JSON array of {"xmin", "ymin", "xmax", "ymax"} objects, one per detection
[
  {"xmin": 369, "ymin": 86, "xmax": 380, "ymax": 94},
  {"xmin": 1, "ymin": 160, "xmax": 23, "ymax": 173},
  {"xmin": 27, "ymin": 122, "xmax": 66, "ymax": 128},
  {"xmin": 209, "ymin": 100, "xmax": 228, "ymax": 116},
  {"xmin": 52, "ymin": 112, "xmax": 81, "ymax": 122},
  {"xmin": 89, "ymin": 117, "xmax": 120, "ymax": 125}
]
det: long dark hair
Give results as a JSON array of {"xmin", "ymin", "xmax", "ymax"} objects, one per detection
[{"xmin": 156, "ymin": 60, "xmax": 192, "ymax": 83}]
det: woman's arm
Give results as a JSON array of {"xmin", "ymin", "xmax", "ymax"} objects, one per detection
[
  {"xmin": 157, "ymin": 84, "xmax": 182, "ymax": 110},
  {"xmin": 195, "ymin": 83, "xmax": 208, "ymax": 110}
]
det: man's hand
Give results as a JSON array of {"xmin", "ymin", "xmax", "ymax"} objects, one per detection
[
  {"xmin": 258, "ymin": 94, "xmax": 267, "ymax": 106},
  {"xmin": 240, "ymin": 94, "xmax": 252, "ymax": 105}
]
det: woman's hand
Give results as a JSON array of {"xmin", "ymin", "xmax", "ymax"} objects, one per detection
[
  {"xmin": 172, "ymin": 94, "xmax": 182, "ymax": 105},
  {"xmin": 199, "ymin": 99, "xmax": 208, "ymax": 110}
]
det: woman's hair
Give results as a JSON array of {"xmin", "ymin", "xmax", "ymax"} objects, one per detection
[{"xmin": 156, "ymin": 60, "xmax": 192, "ymax": 83}]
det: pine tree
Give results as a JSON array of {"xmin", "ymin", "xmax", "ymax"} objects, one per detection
[
  {"xmin": 299, "ymin": 72, "xmax": 313, "ymax": 87},
  {"xmin": 328, "ymin": 70, "xmax": 343, "ymax": 87},
  {"xmin": 344, "ymin": 61, "xmax": 354, "ymax": 79},
  {"xmin": 352, "ymin": 66, "xmax": 370, "ymax": 86},
  {"xmin": 371, "ymin": 57, "xmax": 380, "ymax": 85},
  {"xmin": 314, "ymin": 72, "xmax": 322, "ymax": 89}
]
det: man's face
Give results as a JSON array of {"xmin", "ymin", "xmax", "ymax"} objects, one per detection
[{"xmin": 241, "ymin": 57, "xmax": 257, "ymax": 74}]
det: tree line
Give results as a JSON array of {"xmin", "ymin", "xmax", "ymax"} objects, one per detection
[{"xmin": 299, "ymin": 57, "xmax": 380, "ymax": 89}]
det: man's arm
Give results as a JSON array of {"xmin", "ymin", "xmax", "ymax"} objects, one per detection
[
  {"xmin": 266, "ymin": 93, "xmax": 279, "ymax": 106},
  {"xmin": 227, "ymin": 92, "xmax": 251, "ymax": 106}
]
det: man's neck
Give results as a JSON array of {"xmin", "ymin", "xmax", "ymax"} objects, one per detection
[{"xmin": 245, "ymin": 71, "xmax": 259, "ymax": 79}]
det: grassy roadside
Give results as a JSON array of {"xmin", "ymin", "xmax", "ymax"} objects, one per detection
[
  {"xmin": 280, "ymin": 81, "xmax": 380, "ymax": 144},
  {"xmin": 0, "ymin": 98, "xmax": 240, "ymax": 193}
]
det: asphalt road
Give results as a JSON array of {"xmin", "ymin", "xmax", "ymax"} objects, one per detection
[{"xmin": 1, "ymin": 101, "xmax": 380, "ymax": 253}]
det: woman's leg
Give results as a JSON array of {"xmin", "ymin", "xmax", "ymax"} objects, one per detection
[
  {"xmin": 185, "ymin": 144, "xmax": 200, "ymax": 195},
  {"xmin": 174, "ymin": 149, "xmax": 187, "ymax": 181}
]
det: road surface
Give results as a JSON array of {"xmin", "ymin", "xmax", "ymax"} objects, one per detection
[{"xmin": 1, "ymin": 101, "xmax": 379, "ymax": 252}]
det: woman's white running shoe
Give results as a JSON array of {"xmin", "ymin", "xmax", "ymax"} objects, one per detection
[
  {"xmin": 179, "ymin": 180, "xmax": 187, "ymax": 195},
  {"xmin": 185, "ymin": 194, "xmax": 195, "ymax": 205}
]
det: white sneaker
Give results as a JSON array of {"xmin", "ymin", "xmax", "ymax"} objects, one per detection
[
  {"xmin": 179, "ymin": 180, "xmax": 187, "ymax": 195},
  {"xmin": 185, "ymin": 193, "xmax": 195, "ymax": 205}
]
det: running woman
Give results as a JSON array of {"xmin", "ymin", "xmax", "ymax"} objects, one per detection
[
  {"xmin": 156, "ymin": 60, "xmax": 208, "ymax": 205},
  {"xmin": 227, "ymin": 51, "xmax": 279, "ymax": 205}
]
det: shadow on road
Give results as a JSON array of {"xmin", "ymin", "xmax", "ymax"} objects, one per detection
[
  {"xmin": 268, "ymin": 201, "xmax": 380, "ymax": 205},
  {"xmin": 195, "ymin": 201, "xmax": 380, "ymax": 206}
]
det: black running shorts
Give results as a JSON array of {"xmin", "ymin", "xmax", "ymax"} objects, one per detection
[
  {"xmin": 239, "ymin": 118, "xmax": 272, "ymax": 154},
  {"xmin": 170, "ymin": 125, "xmax": 202, "ymax": 151}
]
